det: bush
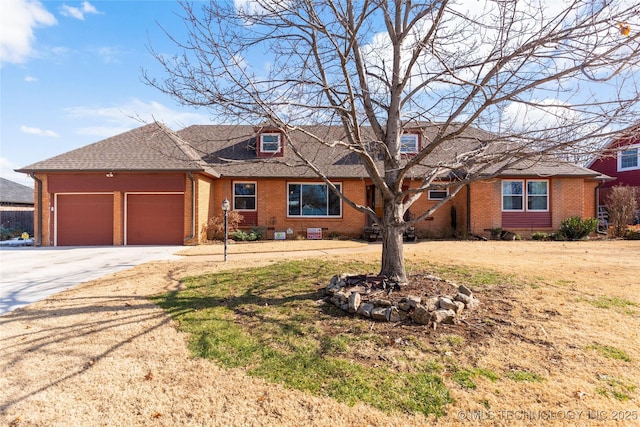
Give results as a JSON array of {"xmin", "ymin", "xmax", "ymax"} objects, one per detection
[
  {"xmin": 231, "ymin": 227, "xmax": 264, "ymax": 242},
  {"xmin": 208, "ymin": 211, "xmax": 244, "ymax": 240},
  {"xmin": 558, "ymin": 216, "xmax": 598, "ymax": 240},
  {"xmin": 606, "ymin": 186, "xmax": 639, "ymax": 238}
]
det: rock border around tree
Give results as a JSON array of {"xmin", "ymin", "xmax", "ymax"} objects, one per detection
[{"xmin": 323, "ymin": 273, "xmax": 480, "ymax": 328}]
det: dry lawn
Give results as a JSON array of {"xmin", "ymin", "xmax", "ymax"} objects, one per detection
[{"xmin": 1, "ymin": 240, "xmax": 639, "ymax": 426}]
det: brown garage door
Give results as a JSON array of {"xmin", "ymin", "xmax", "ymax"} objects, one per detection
[
  {"xmin": 126, "ymin": 193, "xmax": 184, "ymax": 245},
  {"xmin": 56, "ymin": 194, "xmax": 113, "ymax": 246}
]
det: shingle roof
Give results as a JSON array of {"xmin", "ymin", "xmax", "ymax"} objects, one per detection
[
  {"xmin": 17, "ymin": 122, "xmax": 602, "ymax": 180},
  {"xmin": 178, "ymin": 124, "xmax": 602, "ymax": 180},
  {"xmin": 0, "ymin": 178, "xmax": 34, "ymax": 205},
  {"xmin": 16, "ymin": 122, "xmax": 218, "ymax": 176}
]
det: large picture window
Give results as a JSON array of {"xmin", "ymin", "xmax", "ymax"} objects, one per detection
[
  {"xmin": 618, "ymin": 146, "xmax": 639, "ymax": 171},
  {"xmin": 502, "ymin": 180, "xmax": 548, "ymax": 212},
  {"xmin": 288, "ymin": 183, "xmax": 341, "ymax": 217},
  {"xmin": 233, "ymin": 182, "xmax": 256, "ymax": 210}
]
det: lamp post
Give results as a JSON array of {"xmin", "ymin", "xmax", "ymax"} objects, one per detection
[{"xmin": 222, "ymin": 198, "xmax": 230, "ymax": 262}]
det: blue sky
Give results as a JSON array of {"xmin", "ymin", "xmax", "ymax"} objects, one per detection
[{"xmin": 1, "ymin": 0, "xmax": 211, "ymax": 186}]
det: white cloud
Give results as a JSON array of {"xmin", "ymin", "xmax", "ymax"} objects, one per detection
[
  {"xmin": 65, "ymin": 98, "xmax": 210, "ymax": 137},
  {"xmin": 93, "ymin": 46, "xmax": 125, "ymax": 64},
  {"xmin": 24, "ymin": 75, "xmax": 38, "ymax": 82},
  {"xmin": 20, "ymin": 125, "xmax": 60, "ymax": 137},
  {"xmin": 0, "ymin": 0, "xmax": 57, "ymax": 64},
  {"xmin": 60, "ymin": 1, "xmax": 100, "ymax": 21}
]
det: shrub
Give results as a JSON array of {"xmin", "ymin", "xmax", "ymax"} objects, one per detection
[
  {"xmin": 231, "ymin": 226, "xmax": 264, "ymax": 241},
  {"xmin": 606, "ymin": 186, "xmax": 639, "ymax": 238},
  {"xmin": 558, "ymin": 216, "xmax": 597, "ymax": 240},
  {"xmin": 208, "ymin": 211, "xmax": 244, "ymax": 240}
]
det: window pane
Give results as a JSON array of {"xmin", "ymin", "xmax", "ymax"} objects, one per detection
[
  {"xmin": 621, "ymin": 148, "xmax": 638, "ymax": 169},
  {"xmin": 528, "ymin": 195, "xmax": 547, "ymax": 210},
  {"xmin": 502, "ymin": 181, "xmax": 523, "ymax": 195},
  {"xmin": 234, "ymin": 183, "xmax": 255, "ymax": 196},
  {"xmin": 328, "ymin": 185, "xmax": 341, "ymax": 215},
  {"xmin": 301, "ymin": 184, "xmax": 328, "ymax": 216},
  {"xmin": 503, "ymin": 196, "xmax": 523, "ymax": 210},
  {"xmin": 235, "ymin": 197, "xmax": 255, "ymax": 210},
  {"xmin": 527, "ymin": 181, "xmax": 547, "ymax": 195},
  {"xmin": 288, "ymin": 184, "xmax": 301, "ymax": 215}
]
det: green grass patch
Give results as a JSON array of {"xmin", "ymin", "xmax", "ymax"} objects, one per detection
[
  {"xmin": 580, "ymin": 296, "xmax": 638, "ymax": 315},
  {"xmin": 596, "ymin": 375, "xmax": 637, "ymax": 401},
  {"xmin": 450, "ymin": 366, "xmax": 499, "ymax": 389},
  {"xmin": 152, "ymin": 259, "xmax": 452, "ymax": 416},
  {"xmin": 587, "ymin": 344, "xmax": 632, "ymax": 362},
  {"xmin": 506, "ymin": 370, "xmax": 544, "ymax": 383}
]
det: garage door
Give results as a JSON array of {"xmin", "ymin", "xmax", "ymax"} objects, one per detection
[
  {"xmin": 126, "ymin": 193, "xmax": 184, "ymax": 245},
  {"xmin": 56, "ymin": 194, "xmax": 113, "ymax": 246}
]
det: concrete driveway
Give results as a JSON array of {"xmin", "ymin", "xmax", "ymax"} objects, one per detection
[{"xmin": 0, "ymin": 246, "xmax": 181, "ymax": 315}]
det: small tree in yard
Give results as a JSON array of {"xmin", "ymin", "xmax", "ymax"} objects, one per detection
[
  {"xmin": 146, "ymin": 0, "xmax": 640, "ymax": 283},
  {"xmin": 606, "ymin": 186, "xmax": 639, "ymax": 237}
]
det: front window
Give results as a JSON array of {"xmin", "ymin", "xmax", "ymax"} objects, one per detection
[
  {"xmin": 260, "ymin": 133, "xmax": 281, "ymax": 153},
  {"xmin": 288, "ymin": 183, "xmax": 341, "ymax": 217},
  {"xmin": 619, "ymin": 147, "xmax": 639, "ymax": 171},
  {"xmin": 400, "ymin": 134, "xmax": 419, "ymax": 153},
  {"xmin": 234, "ymin": 182, "xmax": 256, "ymax": 210},
  {"xmin": 502, "ymin": 180, "xmax": 548, "ymax": 211},
  {"xmin": 527, "ymin": 180, "xmax": 548, "ymax": 211},
  {"xmin": 502, "ymin": 181, "xmax": 524, "ymax": 211}
]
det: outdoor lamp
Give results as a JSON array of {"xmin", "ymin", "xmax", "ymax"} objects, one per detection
[{"xmin": 222, "ymin": 198, "xmax": 230, "ymax": 261}]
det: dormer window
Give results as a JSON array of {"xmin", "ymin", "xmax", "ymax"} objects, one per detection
[
  {"xmin": 260, "ymin": 133, "xmax": 281, "ymax": 153},
  {"xmin": 255, "ymin": 127, "xmax": 284, "ymax": 157},
  {"xmin": 400, "ymin": 133, "xmax": 419, "ymax": 154}
]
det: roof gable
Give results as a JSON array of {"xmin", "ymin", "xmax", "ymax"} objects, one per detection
[{"xmin": 16, "ymin": 122, "xmax": 215, "ymax": 175}]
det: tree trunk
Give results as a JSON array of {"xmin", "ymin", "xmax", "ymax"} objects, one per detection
[{"xmin": 379, "ymin": 199, "xmax": 407, "ymax": 284}]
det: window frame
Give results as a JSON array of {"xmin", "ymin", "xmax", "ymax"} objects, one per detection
[
  {"xmin": 526, "ymin": 179, "xmax": 549, "ymax": 212},
  {"xmin": 428, "ymin": 189, "xmax": 449, "ymax": 200},
  {"xmin": 400, "ymin": 133, "xmax": 419, "ymax": 154},
  {"xmin": 260, "ymin": 133, "xmax": 282, "ymax": 153},
  {"xmin": 618, "ymin": 144, "xmax": 640, "ymax": 171},
  {"xmin": 233, "ymin": 181, "xmax": 257, "ymax": 211},
  {"xmin": 502, "ymin": 179, "xmax": 549, "ymax": 212},
  {"xmin": 287, "ymin": 182, "xmax": 342, "ymax": 218},
  {"xmin": 502, "ymin": 180, "xmax": 524, "ymax": 212}
]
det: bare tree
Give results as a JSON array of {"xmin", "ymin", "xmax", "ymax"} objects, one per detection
[{"xmin": 145, "ymin": 0, "xmax": 640, "ymax": 283}]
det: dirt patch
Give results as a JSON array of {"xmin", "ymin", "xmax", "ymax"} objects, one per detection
[{"xmin": 1, "ymin": 240, "xmax": 639, "ymax": 426}]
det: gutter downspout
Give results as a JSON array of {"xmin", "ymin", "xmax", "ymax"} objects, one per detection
[
  {"xmin": 466, "ymin": 184, "xmax": 471, "ymax": 235},
  {"xmin": 29, "ymin": 172, "xmax": 42, "ymax": 246},
  {"xmin": 187, "ymin": 172, "xmax": 195, "ymax": 241}
]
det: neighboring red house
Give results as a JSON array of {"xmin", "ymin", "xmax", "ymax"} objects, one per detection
[
  {"xmin": 17, "ymin": 122, "xmax": 604, "ymax": 246},
  {"xmin": 588, "ymin": 130, "xmax": 640, "ymax": 206}
]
